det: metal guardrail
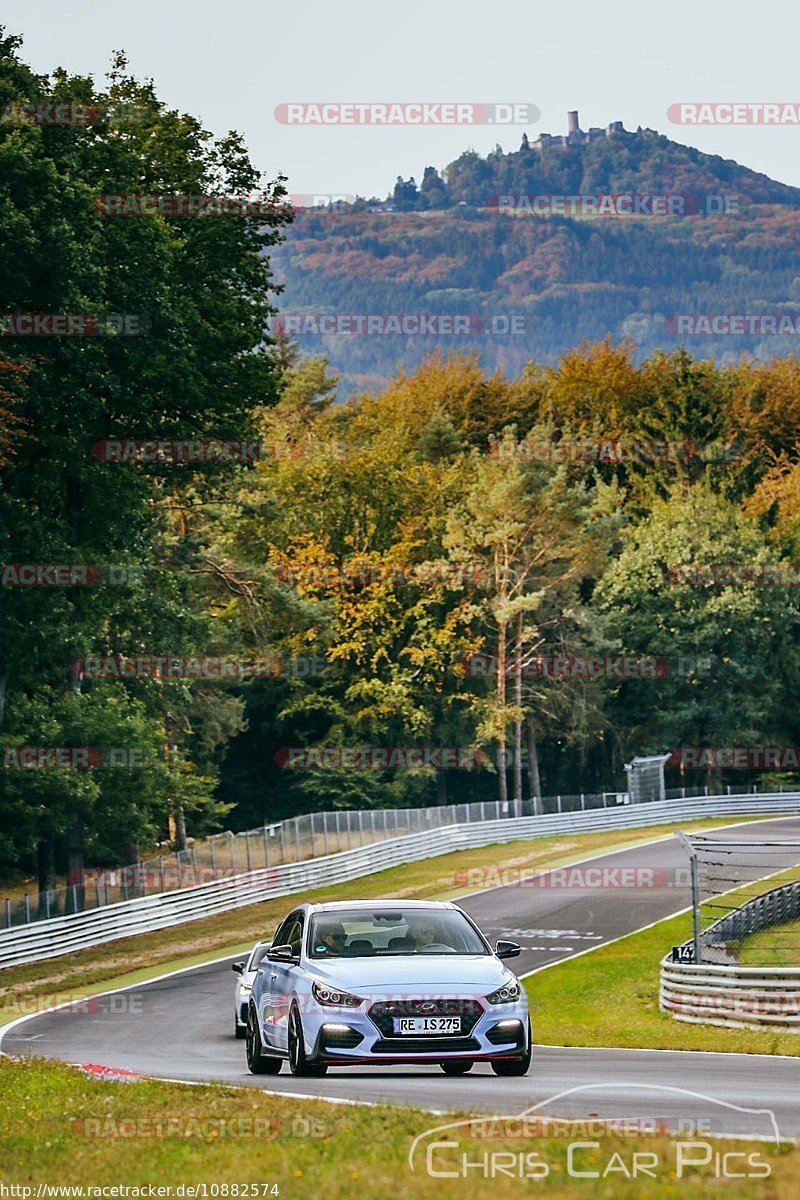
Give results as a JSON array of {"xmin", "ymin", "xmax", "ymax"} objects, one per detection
[
  {"xmin": 2, "ymin": 782, "xmax": 777, "ymax": 927},
  {"xmin": 3, "ymin": 793, "xmax": 628, "ymax": 927},
  {"xmin": 704, "ymin": 878, "xmax": 800, "ymax": 951},
  {"xmin": 661, "ymin": 879, "xmax": 800, "ymax": 1030},
  {"xmin": 1, "ymin": 791, "xmax": 796, "ymax": 972},
  {"xmin": 660, "ymin": 960, "xmax": 800, "ymax": 1029}
]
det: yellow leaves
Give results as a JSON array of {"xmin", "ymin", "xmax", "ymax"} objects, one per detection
[
  {"xmin": 729, "ymin": 356, "xmax": 800, "ymax": 455},
  {"xmin": 540, "ymin": 339, "xmax": 645, "ymax": 430},
  {"xmin": 744, "ymin": 455, "xmax": 800, "ymax": 550}
]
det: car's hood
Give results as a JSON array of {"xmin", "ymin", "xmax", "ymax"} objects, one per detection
[{"xmin": 308, "ymin": 954, "xmax": 513, "ymax": 994}]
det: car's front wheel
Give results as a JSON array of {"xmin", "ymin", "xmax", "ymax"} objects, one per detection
[
  {"xmin": 234, "ymin": 1018, "xmax": 246, "ymax": 1040},
  {"xmin": 440, "ymin": 1060, "xmax": 473, "ymax": 1075},
  {"xmin": 245, "ymin": 1005, "xmax": 282, "ymax": 1074},
  {"xmin": 288, "ymin": 1006, "xmax": 328, "ymax": 1077},
  {"xmin": 490, "ymin": 1021, "xmax": 531, "ymax": 1077}
]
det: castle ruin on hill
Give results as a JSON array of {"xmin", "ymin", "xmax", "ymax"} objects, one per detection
[{"xmin": 522, "ymin": 111, "xmax": 624, "ymax": 151}]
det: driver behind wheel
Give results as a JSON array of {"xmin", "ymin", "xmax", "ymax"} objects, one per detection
[
  {"xmin": 315, "ymin": 920, "xmax": 347, "ymax": 956},
  {"xmin": 406, "ymin": 917, "xmax": 438, "ymax": 950}
]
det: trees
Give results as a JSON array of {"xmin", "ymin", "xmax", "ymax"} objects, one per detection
[
  {"xmin": 596, "ymin": 484, "xmax": 800, "ymax": 789},
  {"xmin": 444, "ymin": 431, "xmax": 621, "ymax": 809},
  {"xmin": 0, "ymin": 30, "xmax": 289, "ymax": 884}
]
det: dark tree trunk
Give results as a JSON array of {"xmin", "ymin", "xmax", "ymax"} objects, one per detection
[
  {"xmin": 37, "ymin": 836, "xmax": 56, "ymax": 918},
  {"xmin": 497, "ymin": 619, "xmax": 508, "ymax": 808},
  {"xmin": 513, "ymin": 614, "xmax": 523, "ymax": 816},
  {"xmin": 169, "ymin": 801, "xmax": 187, "ymax": 852},
  {"xmin": 527, "ymin": 718, "xmax": 542, "ymax": 814},
  {"xmin": 437, "ymin": 770, "xmax": 447, "ymax": 806},
  {"xmin": 66, "ymin": 815, "xmax": 85, "ymax": 912}
]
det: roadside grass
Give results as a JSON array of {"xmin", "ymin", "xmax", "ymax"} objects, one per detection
[
  {"xmin": 739, "ymin": 916, "xmax": 800, "ymax": 966},
  {"xmin": 0, "ymin": 1055, "xmax": 796, "ymax": 1199},
  {"xmin": 0, "ymin": 815, "xmax": 766, "ymax": 1020},
  {"xmin": 524, "ymin": 901, "xmax": 800, "ymax": 1056}
]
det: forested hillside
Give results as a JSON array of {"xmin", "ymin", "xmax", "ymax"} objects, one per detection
[{"xmin": 274, "ymin": 127, "xmax": 800, "ymax": 394}]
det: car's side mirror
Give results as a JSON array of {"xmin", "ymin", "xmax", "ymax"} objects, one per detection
[
  {"xmin": 267, "ymin": 943, "xmax": 295, "ymax": 963},
  {"xmin": 495, "ymin": 940, "xmax": 521, "ymax": 959},
  {"xmin": 231, "ymin": 961, "xmax": 245, "ymax": 974}
]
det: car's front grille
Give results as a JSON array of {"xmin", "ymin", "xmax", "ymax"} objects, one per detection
[
  {"xmin": 371, "ymin": 1036, "xmax": 481, "ymax": 1055},
  {"xmin": 368, "ymin": 998, "xmax": 484, "ymax": 1039}
]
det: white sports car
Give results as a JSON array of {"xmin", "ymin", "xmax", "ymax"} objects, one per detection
[
  {"xmin": 245, "ymin": 899, "xmax": 530, "ymax": 1076},
  {"xmin": 231, "ymin": 941, "xmax": 271, "ymax": 1038}
]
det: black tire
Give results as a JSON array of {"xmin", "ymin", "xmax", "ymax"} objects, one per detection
[
  {"xmin": 440, "ymin": 1060, "xmax": 473, "ymax": 1075},
  {"xmin": 490, "ymin": 1022, "xmax": 532, "ymax": 1077},
  {"xmin": 235, "ymin": 1018, "xmax": 246, "ymax": 1040},
  {"xmin": 288, "ymin": 1006, "xmax": 328, "ymax": 1077},
  {"xmin": 246, "ymin": 1004, "xmax": 282, "ymax": 1074}
]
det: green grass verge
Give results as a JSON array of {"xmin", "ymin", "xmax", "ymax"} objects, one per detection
[
  {"xmin": 524, "ymin": 905, "xmax": 800, "ymax": 1056},
  {"xmin": 0, "ymin": 1056, "xmax": 796, "ymax": 1198},
  {"xmin": 739, "ymin": 915, "xmax": 800, "ymax": 967},
  {"xmin": 0, "ymin": 815, "xmax": 767, "ymax": 1023}
]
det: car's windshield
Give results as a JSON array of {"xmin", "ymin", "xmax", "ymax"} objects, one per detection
[{"xmin": 307, "ymin": 908, "xmax": 488, "ymax": 958}]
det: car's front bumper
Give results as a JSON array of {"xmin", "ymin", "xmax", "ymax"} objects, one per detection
[{"xmin": 295, "ymin": 997, "xmax": 530, "ymax": 1064}]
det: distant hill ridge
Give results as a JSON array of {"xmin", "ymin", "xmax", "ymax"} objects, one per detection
[
  {"xmin": 274, "ymin": 112, "xmax": 800, "ymax": 396},
  {"xmin": 330, "ymin": 111, "xmax": 800, "ymax": 213}
]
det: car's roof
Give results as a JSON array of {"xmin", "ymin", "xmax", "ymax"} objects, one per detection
[{"xmin": 308, "ymin": 899, "xmax": 457, "ymax": 913}]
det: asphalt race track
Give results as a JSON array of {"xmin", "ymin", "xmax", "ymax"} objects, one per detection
[{"xmin": 4, "ymin": 816, "xmax": 800, "ymax": 1139}]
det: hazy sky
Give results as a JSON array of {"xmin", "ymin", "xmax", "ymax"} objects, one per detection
[{"xmin": 4, "ymin": 0, "xmax": 800, "ymax": 197}]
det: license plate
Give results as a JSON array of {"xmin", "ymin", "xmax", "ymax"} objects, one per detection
[{"xmin": 393, "ymin": 1017, "xmax": 461, "ymax": 1035}]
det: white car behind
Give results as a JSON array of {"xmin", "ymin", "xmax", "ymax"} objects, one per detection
[{"xmin": 231, "ymin": 941, "xmax": 271, "ymax": 1038}]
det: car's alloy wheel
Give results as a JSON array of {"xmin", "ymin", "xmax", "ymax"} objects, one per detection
[
  {"xmin": 490, "ymin": 1021, "xmax": 532, "ymax": 1077},
  {"xmin": 288, "ymin": 1006, "xmax": 327, "ymax": 1077},
  {"xmin": 245, "ymin": 1004, "xmax": 282, "ymax": 1075},
  {"xmin": 440, "ymin": 1060, "xmax": 473, "ymax": 1075}
]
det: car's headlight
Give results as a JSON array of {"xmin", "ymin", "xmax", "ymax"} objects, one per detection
[
  {"xmin": 312, "ymin": 981, "xmax": 363, "ymax": 1008},
  {"xmin": 240, "ymin": 984, "xmax": 252, "ymax": 996},
  {"xmin": 485, "ymin": 979, "xmax": 521, "ymax": 1004}
]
